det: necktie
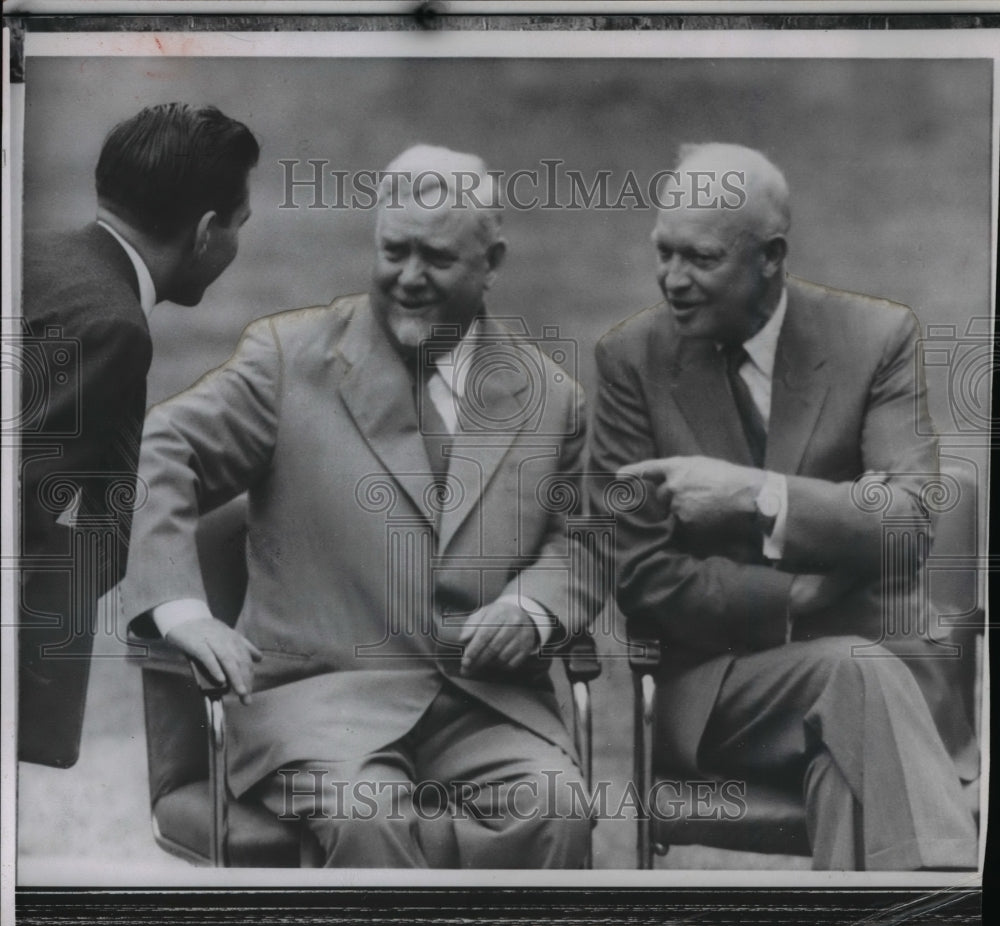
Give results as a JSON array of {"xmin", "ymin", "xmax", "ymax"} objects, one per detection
[
  {"xmin": 411, "ymin": 362, "xmax": 453, "ymax": 486},
  {"xmin": 724, "ymin": 345, "xmax": 767, "ymax": 468}
]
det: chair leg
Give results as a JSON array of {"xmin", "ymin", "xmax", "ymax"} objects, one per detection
[
  {"xmin": 973, "ymin": 628, "xmax": 983, "ymax": 739},
  {"xmin": 634, "ymin": 671, "xmax": 656, "ymax": 869},
  {"xmin": 205, "ymin": 696, "xmax": 229, "ymax": 867},
  {"xmin": 571, "ymin": 680, "xmax": 593, "ymax": 869}
]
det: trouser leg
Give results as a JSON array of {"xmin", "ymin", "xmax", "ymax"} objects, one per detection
[
  {"xmin": 698, "ymin": 637, "xmax": 976, "ymax": 870},
  {"xmin": 254, "ymin": 682, "xmax": 589, "ymax": 869},
  {"xmin": 803, "ymin": 748, "xmax": 862, "ymax": 869},
  {"xmin": 414, "ymin": 682, "xmax": 591, "ymax": 869},
  {"xmin": 257, "ymin": 751, "xmax": 429, "ymax": 867}
]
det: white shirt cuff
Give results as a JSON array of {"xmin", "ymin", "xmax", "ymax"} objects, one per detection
[
  {"xmin": 152, "ymin": 598, "xmax": 213, "ymax": 638},
  {"xmin": 760, "ymin": 472, "xmax": 789, "ymax": 561},
  {"xmin": 496, "ymin": 594, "xmax": 554, "ymax": 645}
]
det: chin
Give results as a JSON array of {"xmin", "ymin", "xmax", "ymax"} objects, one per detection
[{"xmin": 387, "ymin": 314, "xmax": 434, "ymax": 350}]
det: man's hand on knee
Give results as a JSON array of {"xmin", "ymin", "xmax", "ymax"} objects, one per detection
[{"xmin": 459, "ymin": 600, "xmax": 540, "ymax": 676}]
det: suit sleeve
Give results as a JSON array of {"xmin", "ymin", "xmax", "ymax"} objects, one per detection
[
  {"xmin": 589, "ymin": 336, "xmax": 793, "ymax": 656},
  {"xmin": 122, "ymin": 317, "xmax": 282, "ymax": 619},
  {"xmin": 500, "ymin": 383, "xmax": 602, "ymax": 641},
  {"xmin": 779, "ymin": 308, "xmax": 939, "ymax": 576}
]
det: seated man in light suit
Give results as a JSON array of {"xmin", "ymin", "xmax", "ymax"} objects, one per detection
[
  {"xmin": 122, "ymin": 145, "xmax": 599, "ymax": 867},
  {"xmin": 589, "ymin": 143, "xmax": 978, "ymax": 869}
]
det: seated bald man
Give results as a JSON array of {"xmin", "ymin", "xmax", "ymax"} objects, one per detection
[
  {"xmin": 122, "ymin": 145, "xmax": 598, "ymax": 868},
  {"xmin": 589, "ymin": 143, "xmax": 978, "ymax": 869}
]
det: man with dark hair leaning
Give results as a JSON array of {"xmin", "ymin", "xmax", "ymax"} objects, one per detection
[
  {"xmin": 19, "ymin": 102, "xmax": 259, "ymax": 767},
  {"xmin": 590, "ymin": 143, "xmax": 978, "ymax": 869}
]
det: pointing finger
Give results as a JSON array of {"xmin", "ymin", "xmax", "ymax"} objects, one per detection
[{"xmin": 617, "ymin": 459, "xmax": 671, "ymax": 481}]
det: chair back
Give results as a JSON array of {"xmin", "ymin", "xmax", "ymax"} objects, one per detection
[
  {"xmin": 137, "ymin": 495, "xmax": 249, "ymax": 809},
  {"xmin": 929, "ymin": 456, "xmax": 983, "ymax": 733}
]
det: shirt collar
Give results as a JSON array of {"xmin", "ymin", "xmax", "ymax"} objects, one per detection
[
  {"xmin": 427, "ymin": 317, "xmax": 489, "ymax": 400},
  {"xmin": 97, "ymin": 220, "xmax": 157, "ymax": 318},
  {"xmin": 741, "ymin": 286, "xmax": 787, "ymax": 380}
]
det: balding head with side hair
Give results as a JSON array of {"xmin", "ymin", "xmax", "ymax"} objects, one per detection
[
  {"xmin": 673, "ymin": 142, "xmax": 791, "ymax": 241},
  {"xmin": 652, "ymin": 143, "xmax": 790, "ymax": 344},
  {"xmin": 370, "ymin": 144, "xmax": 507, "ymax": 354},
  {"xmin": 376, "ymin": 144, "xmax": 503, "ymax": 248}
]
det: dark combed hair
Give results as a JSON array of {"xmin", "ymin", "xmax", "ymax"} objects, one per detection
[{"xmin": 95, "ymin": 102, "xmax": 260, "ymax": 240}]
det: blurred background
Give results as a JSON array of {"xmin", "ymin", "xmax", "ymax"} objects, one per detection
[{"xmin": 16, "ymin": 53, "xmax": 992, "ymax": 878}]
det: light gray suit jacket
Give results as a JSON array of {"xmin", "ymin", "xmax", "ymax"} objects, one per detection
[{"xmin": 124, "ymin": 295, "xmax": 600, "ymax": 796}]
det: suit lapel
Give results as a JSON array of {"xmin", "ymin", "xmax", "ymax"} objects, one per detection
[
  {"xmin": 437, "ymin": 320, "xmax": 530, "ymax": 553},
  {"xmin": 337, "ymin": 300, "xmax": 433, "ymax": 519},
  {"xmin": 764, "ymin": 280, "xmax": 830, "ymax": 474},
  {"xmin": 669, "ymin": 335, "xmax": 756, "ymax": 466}
]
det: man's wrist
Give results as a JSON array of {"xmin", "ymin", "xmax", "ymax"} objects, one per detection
[
  {"xmin": 755, "ymin": 482, "xmax": 780, "ymax": 534},
  {"xmin": 152, "ymin": 598, "xmax": 213, "ymax": 638},
  {"xmin": 756, "ymin": 471, "xmax": 788, "ymax": 559},
  {"xmin": 742, "ymin": 468, "xmax": 768, "ymax": 513},
  {"xmin": 496, "ymin": 593, "xmax": 554, "ymax": 645}
]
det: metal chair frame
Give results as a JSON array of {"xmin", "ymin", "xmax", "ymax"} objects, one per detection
[{"xmin": 129, "ymin": 606, "xmax": 601, "ymax": 868}]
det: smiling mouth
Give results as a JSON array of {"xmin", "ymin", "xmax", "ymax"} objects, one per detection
[{"xmin": 395, "ymin": 298, "xmax": 436, "ymax": 311}]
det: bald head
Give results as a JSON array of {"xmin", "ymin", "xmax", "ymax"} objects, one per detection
[
  {"xmin": 651, "ymin": 143, "xmax": 789, "ymax": 344},
  {"xmin": 383, "ymin": 144, "xmax": 489, "ymax": 184},
  {"xmin": 376, "ymin": 144, "xmax": 502, "ymax": 246},
  {"xmin": 666, "ymin": 142, "xmax": 791, "ymax": 242}
]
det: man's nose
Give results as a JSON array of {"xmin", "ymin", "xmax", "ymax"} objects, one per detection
[
  {"xmin": 662, "ymin": 257, "xmax": 691, "ymax": 293},
  {"xmin": 398, "ymin": 256, "xmax": 426, "ymax": 289}
]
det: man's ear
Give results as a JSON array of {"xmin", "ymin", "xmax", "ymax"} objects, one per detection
[
  {"xmin": 192, "ymin": 211, "xmax": 218, "ymax": 258},
  {"xmin": 761, "ymin": 235, "xmax": 787, "ymax": 277},
  {"xmin": 483, "ymin": 237, "xmax": 508, "ymax": 289}
]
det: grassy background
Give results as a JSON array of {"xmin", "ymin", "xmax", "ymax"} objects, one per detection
[{"xmin": 17, "ymin": 54, "xmax": 991, "ymax": 877}]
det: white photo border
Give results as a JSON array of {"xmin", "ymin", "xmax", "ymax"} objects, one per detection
[{"xmin": 2, "ymin": 5, "xmax": 994, "ymax": 923}]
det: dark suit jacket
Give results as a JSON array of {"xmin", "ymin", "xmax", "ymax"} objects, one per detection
[
  {"xmin": 590, "ymin": 275, "xmax": 976, "ymax": 777},
  {"xmin": 19, "ymin": 224, "xmax": 152, "ymax": 766},
  {"xmin": 123, "ymin": 295, "xmax": 601, "ymax": 797}
]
